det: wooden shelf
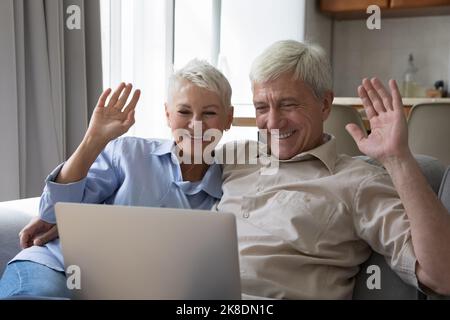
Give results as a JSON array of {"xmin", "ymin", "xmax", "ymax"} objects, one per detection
[
  {"xmin": 319, "ymin": 0, "xmax": 450, "ymax": 19},
  {"xmin": 390, "ymin": 0, "xmax": 450, "ymax": 9},
  {"xmin": 232, "ymin": 117, "xmax": 256, "ymax": 127},
  {"xmin": 232, "ymin": 98, "xmax": 450, "ymax": 132},
  {"xmin": 320, "ymin": 0, "xmax": 389, "ymax": 13}
]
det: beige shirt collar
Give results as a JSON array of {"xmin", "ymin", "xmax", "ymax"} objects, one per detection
[{"xmin": 259, "ymin": 134, "xmax": 337, "ymax": 174}]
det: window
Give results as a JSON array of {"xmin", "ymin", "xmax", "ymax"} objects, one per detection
[
  {"xmin": 218, "ymin": 0, "xmax": 306, "ymax": 143},
  {"xmin": 100, "ymin": 0, "xmax": 173, "ymax": 139},
  {"xmin": 100, "ymin": 0, "xmax": 306, "ymax": 141},
  {"xmin": 174, "ymin": 0, "xmax": 215, "ymax": 69},
  {"xmin": 220, "ymin": 0, "xmax": 305, "ymax": 106}
]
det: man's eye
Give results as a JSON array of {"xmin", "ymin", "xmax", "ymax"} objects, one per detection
[
  {"xmin": 281, "ymin": 104, "xmax": 297, "ymax": 108},
  {"xmin": 256, "ymin": 106, "xmax": 268, "ymax": 112}
]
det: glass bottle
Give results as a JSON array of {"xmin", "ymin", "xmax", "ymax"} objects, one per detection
[{"xmin": 402, "ymin": 54, "xmax": 418, "ymax": 97}]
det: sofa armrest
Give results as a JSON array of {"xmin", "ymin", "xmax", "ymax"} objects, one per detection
[{"xmin": 0, "ymin": 197, "xmax": 40, "ymax": 275}]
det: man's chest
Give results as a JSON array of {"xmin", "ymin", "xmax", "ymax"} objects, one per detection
[{"xmin": 219, "ymin": 164, "xmax": 357, "ymax": 253}]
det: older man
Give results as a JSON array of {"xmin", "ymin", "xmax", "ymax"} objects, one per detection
[{"xmin": 216, "ymin": 40, "xmax": 450, "ymax": 299}]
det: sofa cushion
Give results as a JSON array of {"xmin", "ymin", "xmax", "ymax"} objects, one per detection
[
  {"xmin": 439, "ymin": 167, "xmax": 450, "ymax": 212},
  {"xmin": 355, "ymin": 154, "xmax": 445, "ymax": 194}
]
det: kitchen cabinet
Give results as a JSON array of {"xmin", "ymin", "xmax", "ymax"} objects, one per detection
[
  {"xmin": 320, "ymin": 0, "xmax": 388, "ymax": 14},
  {"xmin": 320, "ymin": 0, "xmax": 450, "ymax": 19},
  {"xmin": 390, "ymin": 0, "xmax": 450, "ymax": 9}
]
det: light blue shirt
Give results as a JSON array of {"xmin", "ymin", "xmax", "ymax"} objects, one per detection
[{"xmin": 11, "ymin": 137, "xmax": 223, "ymax": 272}]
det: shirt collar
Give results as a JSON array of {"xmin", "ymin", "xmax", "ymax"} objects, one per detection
[
  {"xmin": 153, "ymin": 139, "xmax": 176, "ymax": 156},
  {"xmin": 259, "ymin": 134, "xmax": 337, "ymax": 174},
  {"xmin": 174, "ymin": 163, "xmax": 223, "ymax": 199},
  {"xmin": 159, "ymin": 139, "xmax": 223, "ymax": 199},
  {"xmin": 199, "ymin": 163, "xmax": 223, "ymax": 199},
  {"xmin": 291, "ymin": 134, "xmax": 337, "ymax": 174}
]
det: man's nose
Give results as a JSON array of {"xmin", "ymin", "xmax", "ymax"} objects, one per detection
[{"xmin": 266, "ymin": 108, "xmax": 286, "ymax": 131}]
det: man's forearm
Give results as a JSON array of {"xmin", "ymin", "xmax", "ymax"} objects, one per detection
[
  {"xmin": 383, "ymin": 152, "xmax": 450, "ymax": 294},
  {"xmin": 56, "ymin": 135, "xmax": 108, "ymax": 184}
]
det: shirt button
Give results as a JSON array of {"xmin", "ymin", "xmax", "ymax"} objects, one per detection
[{"xmin": 243, "ymin": 212, "xmax": 249, "ymax": 219}]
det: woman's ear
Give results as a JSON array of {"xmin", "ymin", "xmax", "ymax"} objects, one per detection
[{"xmin": 164, "ymin": 103, "xmax": 171, "ymax": 128}]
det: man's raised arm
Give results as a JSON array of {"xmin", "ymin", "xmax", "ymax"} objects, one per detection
[{"xmin": 346, "ymin": 77, "xmax": 450, "ymax": 296}]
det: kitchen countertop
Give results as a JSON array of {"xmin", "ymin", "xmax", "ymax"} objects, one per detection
[
  {"xmin": 334, "ymin": 97, "xmax": 450, "ymax": 131},
  {"xmin": 232, "ymin": 97, "xmax": 450, "ymax": 128},
  {"xmin": 334, "ymin": 97, "xmax": 450, "ymax": 106}
]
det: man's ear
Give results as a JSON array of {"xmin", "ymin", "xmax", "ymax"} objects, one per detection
[
  {"xmin": 321, "ymin": 91, "xmax": 334, "ymax": 121},
  {"xmin": 164, "ymin": 103, "xmax": 171, "ymax": 128},
  {"xmin": 225, "ymin": 106, "xmax": 234, "ymax": 130}
]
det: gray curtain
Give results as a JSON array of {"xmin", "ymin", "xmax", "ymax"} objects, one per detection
[{"xmin": 0, "ymin": 0, "xmax": 102, "ymax": 201}]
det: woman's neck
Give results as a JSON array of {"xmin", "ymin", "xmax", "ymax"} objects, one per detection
[{"xmin": 180, "ymin": 163, "xmax": 209, "ymax": 182}]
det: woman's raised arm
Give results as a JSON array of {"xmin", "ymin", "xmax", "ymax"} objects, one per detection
[{"xmin": 56, "ymin": 83, "xmax": 140, "ymax": 184}]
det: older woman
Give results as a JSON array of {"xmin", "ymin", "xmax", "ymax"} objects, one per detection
[{"xmin": 0, "ymin": 59, "xmax": 233, "ymax": 298}]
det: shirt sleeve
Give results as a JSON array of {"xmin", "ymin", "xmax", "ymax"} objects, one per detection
[
  {"xmin": 39, "ymin": 140, "xmax": 121, "ymax": 223},
  {"xmin": 352, "ymin": 172, "xmax": 419, "ymax": 288}
]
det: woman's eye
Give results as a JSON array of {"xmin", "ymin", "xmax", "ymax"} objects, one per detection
[
  {"xmin": 178, "ymin": 110, "xmax": 191, "ymax": 115},
  {"xmin": 204, "ymin": 112, "xmax": 217, "ymax": 116}
]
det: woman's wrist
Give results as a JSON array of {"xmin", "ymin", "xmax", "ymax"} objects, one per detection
[{"xmin": 81, "ymin": 133, "xmax": 109, "ymax": 155}]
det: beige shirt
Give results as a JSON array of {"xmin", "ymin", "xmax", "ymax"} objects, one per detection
[{"xmin": 215, "ymin": 135, "xmax": 418, "ymax": 299}]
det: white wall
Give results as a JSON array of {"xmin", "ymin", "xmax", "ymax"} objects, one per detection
[
  {"xmin": 220, "ymin": 0, "xmax": 306, "ymax": 106},
  {"xmin": 332, "ymin": 15, "xmax": 450, "ymax": 96},
  {"xmin": 219, "ymin": 0, "xmax": 308, "ymax": 143},
  {"xmin": 304, "ymin": 0, "xmax": 332, "ymax": 59}
]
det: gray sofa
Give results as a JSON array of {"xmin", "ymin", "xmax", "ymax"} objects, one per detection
[
  {"xmin": 0, "ymin": 156, "xmax": 448, "ymax": 299},
  {"xmin": 0, "ymin": 198, "xmax": 40, "ymax": 276}
]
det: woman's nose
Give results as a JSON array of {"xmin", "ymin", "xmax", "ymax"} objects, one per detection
[{"xmin": 188, "ymin": 119, "xmax": 204, "ymax": 132}]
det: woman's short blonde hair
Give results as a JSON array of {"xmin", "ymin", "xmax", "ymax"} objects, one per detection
[
  {"xmin": 249, "ymin": 40, "xmax": 332, "ymax": 98},
  {"xmin": 168, "ymin": 59, "xmax": 232, "ymax": 108}
]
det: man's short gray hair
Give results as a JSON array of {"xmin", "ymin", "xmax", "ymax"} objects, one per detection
[
  {"xmin": 168, "ymin": 59, "xmax": 232, "ymax": 108},
  {"xmin": 250, "ymin": 40, "xmax": 332, "ymax": 98}
]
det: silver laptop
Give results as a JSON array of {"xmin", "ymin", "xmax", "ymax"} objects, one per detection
[{"xmin": 54, "ymin": 202, "xmax": 241, "ymax": 300}]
